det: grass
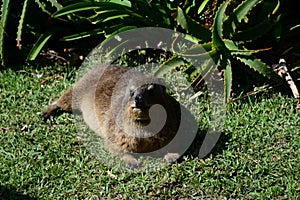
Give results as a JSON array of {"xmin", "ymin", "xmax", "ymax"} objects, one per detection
[{"xmin": 0, "ymin": 65, "xmax": 299, "ymax": 199}]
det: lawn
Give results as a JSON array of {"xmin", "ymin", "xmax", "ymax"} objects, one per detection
[{"xmin": 0, "ymin": 66, "xmax": 299, "ymax": 199}]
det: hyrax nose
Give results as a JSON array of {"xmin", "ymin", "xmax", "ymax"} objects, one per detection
[
  {"xmin": 135, "ymin": 94, "xmax": 143, "ymax": 103},
  {"xmin": 134, "ymin": 94, "xmax": 145, "ymax": 108}
]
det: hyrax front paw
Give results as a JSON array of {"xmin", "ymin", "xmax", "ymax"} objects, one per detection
[
  {"xmin": 122, "ymin": 154, "xmax": 140, "ymax": 169},
  {"xmin": 164, "ymin": 153, "xmax": 180, "ymax": 163}
]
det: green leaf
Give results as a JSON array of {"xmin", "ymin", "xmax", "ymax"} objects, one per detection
[
  {"xmin": 176, "ymin": 7, "xmax": 211, "ymax": 42},
  {"xmin": 105, "ymin": 0, "xmax": 131, "ymax": 7},
  {"xmin": 48, "ymin": 0, "xmax": 62, "ymax": 10},
  {"xmin": 133, "ymin": 0, "xmax": 169, "ymax": 27},
  {"xmin": 198, "ymin": 0, "xmax": 210, "ymax": 14},
  {"xmin": 181, "ymin": 42, "xmax": 213, "ymax": 55},
  {"xmin": 223, "ymin": 0, "xmax": 262, "ymax": 36},
  {"xmin": 95, "ymin": 13, "xmax": 130, "ymax": 23},
  {"xmin": 104, "ymin": 25, "xmax": 137, "ymax": 39},
  {"xmin": 223, "ymin": 39, "xmax": 239, "ymax": 51},
  {"xmin": 290, "ymin": 24, "xmax": 300, "ymax": 31},
  {"xmin": 34, "ymin": 0, "xmax": 51, "ymax": 15},
  {"xmin": 52, "ymin": 2, "xmax": 132, "ymax": 18},
  {"xmin": 89, "ymin": 10, "xmax": 145, "ymax": 25},
  {"xmin": 101, "ymin": 39, "xmax": 130, "ymax": 59},
  {"xmin": 60, "ymin": 29, "xmax": 105, "ymax": 41},
  {"xmin": 100, "ymin": 18, "xmax": 147, "ymax": 35},
  {"xmin": 27, "ymin": 32, "xmax": 53, "ymax": 61},
  {"xmin": 232, "ymin": 0, "xmax": 262, "ymax": 23},
  {"xmin": 154, "ymin": 56, "xmax": 186, "ymax": 77},
  {"xmin": 232, "ymin": 19, "xmax": 274, "ymax": 42},
  {"xmin": 224, "ymin": 60, "xmax": 232, "ymax": 103},
  {"xmin": 223, "ymin": 39, "xmax": 270, "ymax": 55},
  {"xmin": 212, "ymin": 1, "xmax": 229, "ymax": 51},
  {"xmin": 0, "ymin": 0, "xmax": 11, "ymax": 66},
  {"xmin": 178, "ymin": 43, "xmax": 217, "ymax": 62},
  {"xmin": 235, "ymin": 55, "xmax": 281, "ymax": 82}
]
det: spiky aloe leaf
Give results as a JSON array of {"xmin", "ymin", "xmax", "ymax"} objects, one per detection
[
  {"xmin": 0, "ymin": 0, "xmax": 10, "ymax": 66},
  {"xmin": 235, "ymin": 55, "xmax": 281, "ymax": 82},
  {"xmin": 53, "ymin": 2, "xmax": 147, "ymax": 29},
  {"xmin": 232, "ymin": 0, "xmax": 281, "ymax": 42},
  {"xmin": 48, "ymin": 0, "xmax": 62, "ymax": 9},
  {"xmin": 34, "ymin": 0, "xmax": 62, "ymax": 15},
  {"xmin": 178, "ymin": 42, "xmax": 213, "ymax": 55},
  {"xmin": 231, "ymin": 0, "xmax": 262, "ymax": 23},
  {"xmin": 34, "ymin": 0, "xmax": 50, "ymax": 15},
  {"xmin": 154, "ymin": 56, "xmax": 186, "ymax": 77},
  {"xmin": 211, "ymin": 1, "xmax": 228, "ymax": 51},
  {"xmin": 223, "ymin": 0, "xmax": 262, "ymax": 37},
  {"xmin": 232, "ymin": 19, "xmax": 274, "ymax": 42},
  {"xmin": 27, "ymin": 31, "xmax": 53, "ymax": 61},
  {"xmin": 176, "ymin": 7, "xmax": 211, "ymax": 42},
  {"xmin": 17, "ymin": 0, "xmax": 29, "ymax": 50},
  {"xmin": 52, "ymin": 2, "xmax": 131, "ymax": 18},
  {"xmin": 224, "ymin": 60, "xmax": 232, "ymax": 102},
  {"xmin": 223, "ymin": 39, "xmax": 270, "ymax": 55},
  {"xmin": 178, "ymin": 42, "xmax": 218, "ymax": 65}
]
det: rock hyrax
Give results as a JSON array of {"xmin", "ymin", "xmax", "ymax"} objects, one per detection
[{"xmin": 42, "ymin": 65, "xmax": 182, "ymax": 167}]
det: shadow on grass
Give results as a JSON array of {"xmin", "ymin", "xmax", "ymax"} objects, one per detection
[
  {"xmin": 0, "ymin": 186, "xmax": 37, "ymax": 200},
  {"xmin": 182, "ymin": 129, "xmax": 230, "ymax": 161}
]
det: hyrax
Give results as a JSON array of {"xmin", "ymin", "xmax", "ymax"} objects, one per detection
[{"xmin": 42, "ymin": 65, "xmax": 182, "ymax": 168}]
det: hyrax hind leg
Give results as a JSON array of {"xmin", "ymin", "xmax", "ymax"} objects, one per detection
[{"xmin": 42, "ymin": 88, "xmax": 73, "ymax": 121}]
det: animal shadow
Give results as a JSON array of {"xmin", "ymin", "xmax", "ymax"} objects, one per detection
[{"xmin": 0, "ymin": 186, "xmax": 37, "ymax": 200}]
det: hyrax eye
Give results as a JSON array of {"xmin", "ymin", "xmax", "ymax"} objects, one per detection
[{"xmin": 129, "ymin": 90, "xmax": 134, "ymax": 97}]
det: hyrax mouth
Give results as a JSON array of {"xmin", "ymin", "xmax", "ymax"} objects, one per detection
[
  {"xmin": 131, "ymin": 107, "xmax": 150, "ymax": 124},
  {"xmin": 127, "ymin": 83, "xmax": 158, "ymax": 125},
  {"xmin": 129, "ymin": 105, "xmax": 151, "ymax": 125}
]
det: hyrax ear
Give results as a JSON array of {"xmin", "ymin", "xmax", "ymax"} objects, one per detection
[
  {"xmin": 156, "ymin": 78, "xmax": 166, "ymax": 91},
  {"xmin": 147, "ymin": 84, "xmax": 154, "ymax": 91}
]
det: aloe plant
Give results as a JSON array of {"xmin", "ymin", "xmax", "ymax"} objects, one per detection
[
  {"xmin": 51, "ymin": 0, "xmax": 295, "ymax": 102},
  {"xmin": 0, "ymin": 0, "xmax": 299, "ymax": 101},
  {"xmin": 0, "ymin": 0, "xmax": 64, "ymax": 66},
  {"xmin": 166, "ymin": 0, "xmax": 284, "ymax": 102}
]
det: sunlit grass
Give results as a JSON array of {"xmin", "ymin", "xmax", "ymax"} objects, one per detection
[{"xmin": 0, "ymin": 66, "xmax": 299, "ymax": 199}]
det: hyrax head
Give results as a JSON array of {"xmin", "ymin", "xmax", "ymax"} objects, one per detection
[{"xmin": 124, "ymin": 76, "xmax": 166, "ymax": 125}]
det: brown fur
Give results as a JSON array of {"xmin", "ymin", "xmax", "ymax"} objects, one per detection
[{"xmin": 42, "ymin": 65, "xmax": 181, "ymax": 167}]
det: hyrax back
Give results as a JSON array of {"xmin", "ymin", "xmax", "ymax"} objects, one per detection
[{"xmin": 43, "ymin": 65, "xmax": 181, "ymax": 167}]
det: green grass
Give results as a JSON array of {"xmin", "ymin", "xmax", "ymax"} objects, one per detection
[{"xmin": 0, "ymin": 66, "xmax": 299, "ymax": 199}]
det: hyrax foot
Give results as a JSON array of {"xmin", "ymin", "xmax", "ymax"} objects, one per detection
[
  {"xmin": 122, "ymin": 154, "xmax": 140, "ymax": 169},
  {"xmin": 42, "ymin": 103, "xmax": 58, "ymax": 122},
  {"xmin": 164, "ymin": 153, "xmax": 180, "ymax": 163}
]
